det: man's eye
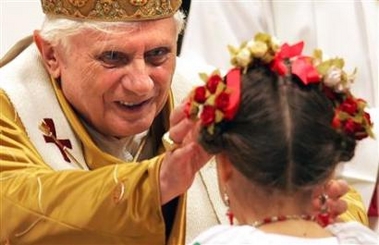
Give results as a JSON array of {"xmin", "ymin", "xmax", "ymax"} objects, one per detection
[
  {"xmin": 97, "ymin": 51, "xmax": 128, "ymax": 67},
  {"xmin": 145, "ymin": 48, "xmax": 170, "ymax": 66}
]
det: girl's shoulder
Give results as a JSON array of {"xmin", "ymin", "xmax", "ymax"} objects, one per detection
[{"xmin": 326, "ymin": 221, "xmax": 379, "ymax": 245}]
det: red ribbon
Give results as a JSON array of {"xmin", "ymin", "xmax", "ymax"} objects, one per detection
[
  {"xmin": 271, "ymin": 42, "xmax": 320, "ymax": 85},
  {"xmin": 224, "ymin": 68, "xmax": 241, "ymax": 120}
]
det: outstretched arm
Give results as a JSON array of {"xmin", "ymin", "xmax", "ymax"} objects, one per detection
[{"xmin": 0, "ymin": 90, "xmax": 170, "ymax": 244}]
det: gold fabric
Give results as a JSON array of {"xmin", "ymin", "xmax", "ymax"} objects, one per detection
[
  {"xmin": 340, "ymin": 186, "xmax": 369, "ymax": 226},
  {"xmin": 40, "ymin": 0, "xmax": 182, "ymax": 22},
  {"xmin": 0, "ymin": 78, "xmax": 185, "ymax": 244}
]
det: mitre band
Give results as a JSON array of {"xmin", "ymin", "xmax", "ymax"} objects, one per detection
[{"xmin": 40, "ymin": 0, "xmax": 182, "ymax": 22}]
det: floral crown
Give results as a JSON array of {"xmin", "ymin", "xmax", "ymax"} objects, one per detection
[{"xmin": 185, "ymin": 33, "xmax": 374, "ymax": 140}]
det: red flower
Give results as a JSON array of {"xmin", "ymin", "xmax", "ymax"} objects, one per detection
[
  {"xmin": 322, "ymin": 85, "xmax": 337, "ymax": 101},
  {"xmin": 331, "ymin": 113, "xmax": 341, "ymax": 129},
  {"xmin": 355, "ymin": 131, "xmax": 369, "ymax": 140},
  {"xmin": 343, "ymin": 118, "xmax": 363, "ymax": 136},
  {"xmin": 215, "ymin": 92, "xmax": 230, "ymax": 111},
  {"xmin": 207, "ymin": 75, "xmax": 222, "ymax": 94},
  {"xmin": 194, "ymin": 86, "xmax": 207, "ymax": 103},
  {"xmin": 364, "ymin": 112, "xmax": 373, "ymax": 126},
  {"xmin": 352, "ymin": 112, "xmax": 373, "ymax": 140},
  {"xmin": 201, "ymin": 105, "xmax": 216, "ymax": 126},
  {"xmin": 339, "ymin": 97, "xmax": 358, "ymax": 115}
]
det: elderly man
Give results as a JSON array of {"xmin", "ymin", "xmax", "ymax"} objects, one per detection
[{"xmin": 0, "ymin": 0, "xmax": 367, "ymax": 244}]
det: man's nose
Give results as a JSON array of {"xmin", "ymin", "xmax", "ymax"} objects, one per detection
[{"xmin": 121, "ymin": 59, "xmax": 154, "ymax": 95}]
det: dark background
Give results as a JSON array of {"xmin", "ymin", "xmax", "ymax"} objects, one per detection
[{"xmin": 177, "ymin": 0, "xmax": 191, "ymax": 55}]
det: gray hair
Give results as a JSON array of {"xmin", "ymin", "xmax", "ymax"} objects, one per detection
[{"xmin": 39, "ymin": 11, "xmax": 185, "ymax": 51}]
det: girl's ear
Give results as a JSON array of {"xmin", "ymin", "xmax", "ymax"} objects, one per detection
[
  {"xmin": 33, "ymin": 30, "xmax": 61, "ymax": 78},
  {"xmin": 216, "ymin": 154, "xmax": 233, "ymax": 183}
]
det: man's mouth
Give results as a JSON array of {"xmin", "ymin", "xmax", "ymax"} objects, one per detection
[{"xmin": 117, "ymin": 99, "xmax": 150, "ymax": 109}]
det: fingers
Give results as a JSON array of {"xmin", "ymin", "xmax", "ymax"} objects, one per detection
[
  {"xmin": 325, "ymin": 179, "xmax": 349, "ymax": 220},
  {"xmin": 312, "ymin": 179, "xmax": 349, "ymax": 226},
  {"xmin": 165, "ymin": 99, "xmax": 196, "ymax": 144},
  {"xmin": 312, "ymin": 179, "xmax": 349, "ymax": 203},
  {"xmin": 326, "ymin": 179, "xmax": 349, "ymax": 199},
  {"xmin": 170, "ymin": 101, "xmax": 188, "ymax": 127},
  {"xmin": 327, "ymin": 196, "xmax": 348, "ymax": 216},
  {"xmin": 168, "ymin": 117, "xmax": 195, "ymax": 144},
  {"xmin": 166, "ymin": 142, "xmax": 210, "ymax": 171}
]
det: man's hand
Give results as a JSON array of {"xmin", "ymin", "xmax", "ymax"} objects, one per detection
[{"xmin": 159, "ymin": 102, "xmax": 211, "ymax": 205}]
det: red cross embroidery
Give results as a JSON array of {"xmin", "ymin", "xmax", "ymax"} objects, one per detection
[{"xmin": 42, "ymin": 118, "xmax": 72, "ymax": 162}]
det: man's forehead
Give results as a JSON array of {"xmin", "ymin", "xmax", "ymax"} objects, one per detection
[
  {"xmin": 64, "ymin": 19, "xmax": 177, "ymax": 51},
  {"xmin": 40, "ymin": 0, "xmax": 182, "ymax": 22}
]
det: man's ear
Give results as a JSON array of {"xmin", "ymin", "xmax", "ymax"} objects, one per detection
[{"xmin": 33, "ymin": 30, "xmax": 61, "ymax": 78}]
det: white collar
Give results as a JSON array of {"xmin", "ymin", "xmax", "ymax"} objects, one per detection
[{"xmin": 82, "ymin": 119, "xmax": 148, "ymax": 162}]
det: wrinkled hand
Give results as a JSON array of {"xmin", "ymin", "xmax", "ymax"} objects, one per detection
[
  {"xmin": 312, "ymin": 179, "xmax": 349, "ymax": 225},
  {"xmin": 159, "ymin": 102, "xmax": 211, "ymax": 205}
]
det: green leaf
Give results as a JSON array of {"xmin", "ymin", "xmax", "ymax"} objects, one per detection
[
  {"xmin": 215, "ymin": 110, "xmax": 224, "ymax": 123},
  {"xmin": 316, "ymin": 60, "xmax": 332, "ymax": 75},
  {"xmin": 228, "ymin": 45, "xmax": 238, "ymax": 55},
  {"xmin": 199, "ymin": 73, "xmax": 209, "ymax": 82},
  {"xmin": 255, "ymin": 32, "xmax": 271, "ymax": 43},
  {"xmin": 313, "ymin": 49, "xmax": 323, "ymax": 60},
  {"xmin": 331, "ymin": 58, "xmax": 344, "ymax": 69}
]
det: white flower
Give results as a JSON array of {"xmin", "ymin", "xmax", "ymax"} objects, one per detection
[
  {"xmin": 235, "ymin": 48, "xmax": 251, "ymax": 67},
  {"xmin": 324, "ymin": 66, "xmax": 342, "ymax": 88},
  {"xmin": 271, "ymin": 36, "xmax": 281, "ymax": 51},
  {"xmin": 246, "ymin": 40, "xmax": 255, "ymax": 49},
  {"xmin": 335, "ymin": 73, "xmax": 354, "ymax": 92},
  {"xmin": 248, "ymin": 41, "xmax": 268, "ymax": 58}
]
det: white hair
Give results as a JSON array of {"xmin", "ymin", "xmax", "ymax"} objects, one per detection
[{"xmin": 39, "ymin": 11, "xmax": 185, "ymax": 51}]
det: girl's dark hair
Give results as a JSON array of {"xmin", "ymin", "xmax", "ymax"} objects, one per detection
[{"xmin": 198, "ymin": 65, "xmax": 356, "ymax": 192}]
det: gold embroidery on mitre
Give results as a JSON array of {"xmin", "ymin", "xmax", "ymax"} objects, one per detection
[
  {"xmin": 130, "ymin": 0, "xmax": 148, "ymax": 7},
  {"xmin": 40, "ymin": 0, "xmax": 182, "ymax": 21},
  {"xmin": 68, "ymin": 0, "xmax": 89, "ymax": 7}
]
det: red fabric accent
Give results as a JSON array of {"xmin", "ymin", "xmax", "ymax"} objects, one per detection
[
  {"xmin": 42, "ymin": 118, "xmax": 72, "ymax": 162},
  {"xmin": 271, "ymin": 41, "xmax": 320, "ymax": 85},
  {"xmin": 280, "ymin": 42, "xmax": 304, "ymax": 58},
  {"xmin": 224, "ymin": 68, "xmax": 241, "ymax": 120},
  {"xmin": 368, "ymin": 186, "xmax": 378, "ymax": 217},
  {"xmin": 271, "ymin": 42, "xmax": 304, "ymax": 76},
  {"xmin": 291, "ymin": 57, "xmax": 320, "ymax": 84}
]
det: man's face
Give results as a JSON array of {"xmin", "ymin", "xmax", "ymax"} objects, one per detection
[{"xmin": 56, "ymin": 18, "xmax": 177, "ymax": 137}]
